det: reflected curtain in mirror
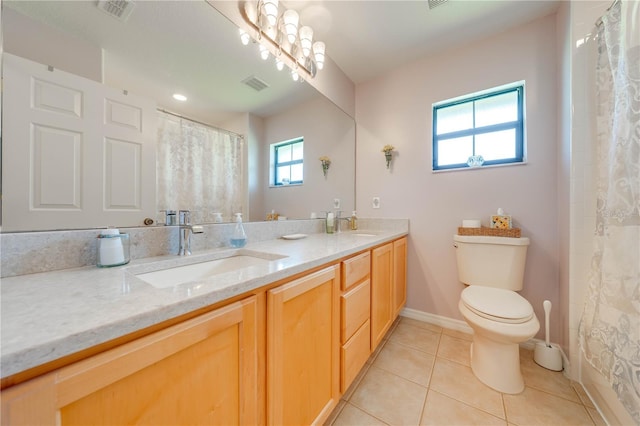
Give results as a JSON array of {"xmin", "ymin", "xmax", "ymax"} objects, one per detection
[{"xmin": 157, "ymin": 112, "xmax": 246, "ymax": 224}]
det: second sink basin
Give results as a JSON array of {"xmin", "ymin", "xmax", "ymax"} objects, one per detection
[{"xmin": 135, "ymin": 252, "xmax": 286, "ymax": 288}]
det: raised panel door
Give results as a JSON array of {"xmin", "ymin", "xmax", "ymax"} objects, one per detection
[
  {"xmin": 393, "ymin": 237, "xmax": 408, "ymax": 317},
  {"xmin": 371, "ymin": 243, "xmax": 394, "ymax": 350}
]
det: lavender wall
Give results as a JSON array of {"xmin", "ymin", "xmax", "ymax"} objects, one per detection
[{"xmin": 355, "ymin": 14, "xmax": 559, "ymax": 341}]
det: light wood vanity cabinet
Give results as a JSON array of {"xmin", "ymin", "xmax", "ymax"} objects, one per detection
[
  {"xmin": 267, "ymin": 265, "xmax": 340, "ymax": 426},
  {"xmin": 1, "ymin": 296, "xmax": 259, "ymax": 425},
  {"xmin": 1, "ymin": 236, "xmax": 408, "ymax": 425},
  {"xmin": 340, "ymin": 251, "xmax": 372, "ymax": 392}
]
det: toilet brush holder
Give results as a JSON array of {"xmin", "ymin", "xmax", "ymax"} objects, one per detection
[{"xmin": 533, "ymin": 300, "xmax": 563, "ymax": 371}]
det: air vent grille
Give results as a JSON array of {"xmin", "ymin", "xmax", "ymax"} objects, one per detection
[
  {"xmin": 241, "ymin": 75, "xmax": 269, "ymax": 92},
  {"xmin": 97, "ymin": 0, "xmax": 136, "ymax": 22},
  {"xmin": 427, "ymin": 0, "xmax": 448, "ymax": 9}
]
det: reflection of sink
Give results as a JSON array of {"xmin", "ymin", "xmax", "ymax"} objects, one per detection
[
  {"xmin": 354, "ymin": 233, "xmax": 377, "ymax": 237},
  {"xmin": 136, "ymin": 253, "xmax": 286, "ymax": 288}
]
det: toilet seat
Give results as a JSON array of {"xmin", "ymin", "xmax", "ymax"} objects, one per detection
[{"xmin": 461, "ymin": 286, "xmax": 534, "ymax": 324}]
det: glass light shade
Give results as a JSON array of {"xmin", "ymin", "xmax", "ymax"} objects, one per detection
[
  {"xmin": 275, "ymin": 57, "xmax": 284, "ymax": 71},
  {"xmin": 299, "ymin": 25, "xmax": 313, "ymax": 57},
  {"xmin": 283, "ymin": 10, "xmax": 299, "ymax": 44},
  {"xmin": 312, "ymin": 41, "xmax": 325, "ymax": 69},
  {"xmin": 262, "ymin": 0, "xmax": 279, "ymax": 26},
  {"xmin": 239, "ymin": 29, "xmax": 250, "ymax": 46},
  {"xmin": 259, "ymin": 44, "xmax": 270, "ymax": 60},
  {"xmin": 291, "ymin": 69, "xmax": 299, "ymax": 81}
]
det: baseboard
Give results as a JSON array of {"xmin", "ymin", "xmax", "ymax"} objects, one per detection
[
  {"xmin": 400, "ymin": 308, "xmax": 572, "ymax": 375},
  {"xmin": 400, "ymin": 307, "xmax": 473, "ymax": 334}
]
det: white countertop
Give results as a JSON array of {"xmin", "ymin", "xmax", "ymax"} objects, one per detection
[{"xmin": 1, "ymin": 229, "xmax": 406, "ymax": 379}]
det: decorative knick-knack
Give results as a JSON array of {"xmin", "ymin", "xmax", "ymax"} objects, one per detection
[
  {"xmin": 382, "ymin": 145, "xmax": 395, "ymax": 169},
  {"xmin": 319, "ymin": 156, "xmax": 331, "ymax": 177}
]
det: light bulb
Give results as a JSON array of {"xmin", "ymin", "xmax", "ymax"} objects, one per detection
[
  {"xmin": 291, "ymin": 69, "xmax": 299, "ymax": 81},
  {"xmin": 275, "ymin": 57, "xmax": 284, "ymax": 71},
  {"xmin": 313, "ymin": 41, "xmax": 325, "ymax": 70},
  {"xmin": 283, "ymin": 10, "xmax": 299, "ymax": 44},
  {"xmin": 259, "ymin": 44, "xmax": 270, "ymax": 60},
  {"xmin": 262, "ymin": 0, "xmax": 279, "ymax": 26},
  {"xmin": 299, "ymin": 26, "xmax": 313, "ymax": 57},
  {"xmin": 239, "ymin": 29, "xmax": 250, "ymax": 46}
]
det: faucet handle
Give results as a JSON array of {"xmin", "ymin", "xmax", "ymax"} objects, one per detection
[{"xmin": 179, "ymin": 210, "xmax": 191, "ymax": 225}]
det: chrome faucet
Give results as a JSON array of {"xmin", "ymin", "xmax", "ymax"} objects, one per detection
[{"xmin": 178, "ymin": 210, "xmax": 203, "ymax": 256}]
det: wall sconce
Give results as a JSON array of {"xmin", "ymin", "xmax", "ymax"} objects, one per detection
[
  {"xmin": 242, "ymin": 0, "xmax": 326, "ymax": 80},
  {"xmin": 382, "ymin": 145, "xmax": 395, "ymax": 169},
  {"xmin": 319, "ymin": 156, "xmax": 331, "ymax": 177}
]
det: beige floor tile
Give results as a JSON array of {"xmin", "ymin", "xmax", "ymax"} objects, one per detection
[
  {"xmin": 332, "ymin": 403, "xmax": 388, "ymax": 426},
  {"xmin": 442, "ymin": 327, "xmax": 474, "ymax": 341},
  {"xmin": 350, "ymin": 366, "xmax": 427, "ymax": 425},
  {"xmin": 342, "ymin": 362, "xmax": 371, "ymax": 402},
  {"xmin": 373, "ymin": 341, "xmax": 436, "ymax": 387},
  {"xmin": 520, "ymin": 349, "xmax": 580, "ymax": 403},
  {"xmin": 503, "ymin": 387, "xmax": 594, "ymax": 426},
  {"xmin": 587, "ymin": 407, "xmax": 606, "ymax": 426},
  {"xmin": 388, "ymin": 322, "xmax": 441, "ymax": 355},
  {"xmin": 437, "ymin": 334, "xmax": 471, "ymax": 366},
  {"xmin": 572, "ymin": 382, "xmax": 596, "ymax": 408},
  {"xmin": 400, "ymin": 317, "xmax": 443, "ymax": 333},
  {"xmin": 429, "ymin": 357, "xmax": 505, "ymax": 419},
  {"xmin": 420, "ymin": 390, "xmax": 507, "ymax": 426}
]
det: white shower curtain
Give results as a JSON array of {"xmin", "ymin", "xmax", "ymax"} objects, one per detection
[
  {"xmin": 579, "ymin": 0, "xmax": 640, "ymax": 423},
  {"xmin": 157, "ymin": 111, "xmax": 246, "ymax": 224}
]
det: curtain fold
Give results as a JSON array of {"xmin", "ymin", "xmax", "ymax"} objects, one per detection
[
  {"xmin": 579, "ymin": 0, "xmax": 640, "ymax": 423},
  {"xmin": 156, "ymin": 111, "xmax": 246, "ymax": 224}
]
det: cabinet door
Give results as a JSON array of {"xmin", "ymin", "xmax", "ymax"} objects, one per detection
[
  {"xmin": 393, "ymin": 237, "xmax": 408, "ymax": 317},
  {"xmin": 371, "ymin": 243, "xmax": 394, "ymax": 350},
  {"xmin": 267, "ymin": 265, "xmax": 340, "ymax": 426},
  {"xmin": 1, "ymin": 297, "xmax": 258, "ymax": 425}
]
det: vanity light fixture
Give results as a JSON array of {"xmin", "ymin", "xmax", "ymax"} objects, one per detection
[
  {"xmin": 172, "ymin": 93, "xmax": 187, "ymax": 102},
  {"xmin": 241, "ymin": 0, "xmax": 326, "ymax": 80}
]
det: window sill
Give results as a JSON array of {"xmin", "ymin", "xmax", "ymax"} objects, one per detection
[
  {"xmin": 432, "ymin": 161, "xmax": 527, "ymax": 173},
  {"xmin": 269, "ymin": 183, "xmax": 303, "ymax": 188}
]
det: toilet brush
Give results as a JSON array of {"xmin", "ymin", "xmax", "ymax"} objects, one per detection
[{"xmin": 533, "ymin": 300, "xmax": 563, "ymax": 371}]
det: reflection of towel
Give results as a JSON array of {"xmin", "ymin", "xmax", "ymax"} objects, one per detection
[{"xmin": 491, "ymin": 215, "xmax": 511, "ymax": 229}]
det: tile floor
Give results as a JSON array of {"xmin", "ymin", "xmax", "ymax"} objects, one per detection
[{"xmin": 326, "ymin": 317, "xmax": 605, "ymax": 426}]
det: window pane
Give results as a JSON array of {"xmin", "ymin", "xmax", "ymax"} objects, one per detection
[
  {"xmin": 437, "ymin": 136, "xmax": 473, "ymax": 166},
  {"xmin": 436, "ymin": 103, "xmax": 473, "ymax": 135},
  {"xmin": 475, "ymin": 129, "xmax": 516, "ymax": 161},
  {"xmin": 276, "ymin": 165, "xmax": 290, "ymax": 184},
  {"xmin": 277, "ymin": 144, "xmax": 292, "ymax": 162},
  {"xmin": 475, "ymin": 91, "xmax": 518, "ymax": 127},
  {"xmin": 291, "ymin": 163, "xmax": 303, "ymax": 182},
  {"xmin": 292, "ymin": 142, "xmax": 303, "ymax": 161}
]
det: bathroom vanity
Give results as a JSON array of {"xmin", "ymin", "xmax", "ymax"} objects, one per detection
[{"xmin": 0, "ymin": 230, "xmax": 407, "ymax": 425}]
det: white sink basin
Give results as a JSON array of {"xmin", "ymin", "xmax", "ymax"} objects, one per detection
[
  {"xmin": 354, "ymin": 233, "xmax": 377, "ymax": 237},
  {"xmin": 136, "ymin": 253, "xmax": 286, "ymax": 288}
]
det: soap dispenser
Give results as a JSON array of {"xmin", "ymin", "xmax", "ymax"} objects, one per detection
[
  {"xmin": 230, "ymin": 213, "xmax": 247, "ymax": 248},
  {"xmin": 350, "ymin": 211, "xmax": 358, "ymax": 230}
]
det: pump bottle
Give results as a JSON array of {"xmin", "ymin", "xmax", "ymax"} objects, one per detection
[{"xmin": 230, "ymin": 213, "xmax": 247, "ymax": 247}]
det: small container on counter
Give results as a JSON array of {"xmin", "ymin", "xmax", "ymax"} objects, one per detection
[{"xmin": 97, "ymin": 229, "xmax": 130, "ymax": 267}]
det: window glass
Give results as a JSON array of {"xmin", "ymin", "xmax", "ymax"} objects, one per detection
[
  {"xmin": 436, "ymin": 103, "xmax": 473, "ymax": 135},
  {"xmin": 475, "ymin": 91, "xmax": 518, "ymax": 127},
  {"xmin": 272, "ymin": 138, "xmax": 303, "ymax": 185},
  {"xmin": 475, "ymin": 129, "xmax": 516, "ymax": 161},
  {"xmin": 438, "ymin": 136, "xmax": 473, "ymax": 166}
]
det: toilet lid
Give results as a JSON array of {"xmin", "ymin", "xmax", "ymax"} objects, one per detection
[{"xmin": 461, "ymin": 286, "xmax": 534, "ymax": 324}]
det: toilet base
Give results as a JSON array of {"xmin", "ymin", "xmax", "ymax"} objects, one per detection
[{"xmin": 470, "ymin": 335, "xmax": 524, "ymax": 394}]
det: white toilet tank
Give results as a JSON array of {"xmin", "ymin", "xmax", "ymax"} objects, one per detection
[{"xmin": 453, "ymin": 235, "xmax": 529, "ymax": 290}]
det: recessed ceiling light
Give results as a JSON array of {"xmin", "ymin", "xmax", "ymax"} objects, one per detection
[{"xmin": 173, "ymin": 93, "xmax": 187, "ymax": 101}]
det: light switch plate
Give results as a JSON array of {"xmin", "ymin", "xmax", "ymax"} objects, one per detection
[
  {"xmin": 372, "ymin": 197, "xmax": 380, "ymax": 209},
  {"xmin": 333, "ymin": 198, "xmax": 341, "ymax": 209}
]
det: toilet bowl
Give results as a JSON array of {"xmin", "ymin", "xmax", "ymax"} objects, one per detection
[
  {"xmin": 459, "ymin": 286, "xmax": 539, "ymax": 394},
  {"xmin": 453, "ymin": 234, "xmax": 539, "ymax": 394}
]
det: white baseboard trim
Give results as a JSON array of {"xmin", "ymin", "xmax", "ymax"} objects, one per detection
[
  {"xmin": 400, "ymin": 307, "xmax": 473, "ymax": 334},
  {"xmin": 400, "ymin": 307, "xmax": 571, "ymax": 374}
]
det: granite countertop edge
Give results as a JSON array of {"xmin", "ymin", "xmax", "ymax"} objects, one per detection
[{"xmin": 1, "ymin": 230, "xmax": 407, "ymax": 380}]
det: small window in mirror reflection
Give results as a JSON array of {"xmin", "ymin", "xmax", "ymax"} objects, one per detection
[{"xmin": 271, "ymin": 138, "xmax": 304, "ymax": 186}]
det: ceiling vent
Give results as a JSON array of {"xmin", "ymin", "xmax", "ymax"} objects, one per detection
[
  {"xmin": 97, "ymin": 0, "xmax": 136, "ymax": 22},
  {"xmin": 242, "ymin": 75, "xmax": 269, "ymax": 92},
  {"xmin": 427, "ymin": 0, "xmax": 448, "ymax": 9}
]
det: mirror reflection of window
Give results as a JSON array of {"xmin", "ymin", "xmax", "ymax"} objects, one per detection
[{"xmin": 271, "ymin": 138, "xmax": 304, "ymax": 186}]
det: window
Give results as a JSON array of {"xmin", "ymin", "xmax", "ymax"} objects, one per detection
[
  {"xmin": 271, "ymin": 138, "xmax": 303, "ymax": 186},
  {"xmin": 432, "ymin": 83, "xmax": 525, "ymax": 171}
]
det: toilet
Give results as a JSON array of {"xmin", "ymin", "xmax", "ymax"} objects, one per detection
[{"xmin": 453, "ymin": 234, "xmax": 539, "ymax": 394}]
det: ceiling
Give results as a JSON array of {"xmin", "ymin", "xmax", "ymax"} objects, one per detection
[{"xmin": 2, "ymin": 0, "xmax": 561, "ymax": 122}]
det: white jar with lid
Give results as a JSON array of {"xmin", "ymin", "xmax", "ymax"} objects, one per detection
[{"xmin": 97, "ymin": 229, "xmax": 130, "ymax": 267}]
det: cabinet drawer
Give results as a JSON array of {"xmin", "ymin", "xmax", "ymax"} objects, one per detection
[
  {"xmin": 340, "ymin": 320, "xmax": 371, "ymax": 393},
  {"xmin": 341, "ymin": 251, "xmax": 370, "ymax": 291},
  {"xmin": 341, "ymin": 279, "xmax": 370, "ymax": 344}
]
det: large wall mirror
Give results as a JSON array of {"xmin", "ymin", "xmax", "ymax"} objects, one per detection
[{"xmin": 1, "ymin": 1, "xmax": 355, "ymax": 231}]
